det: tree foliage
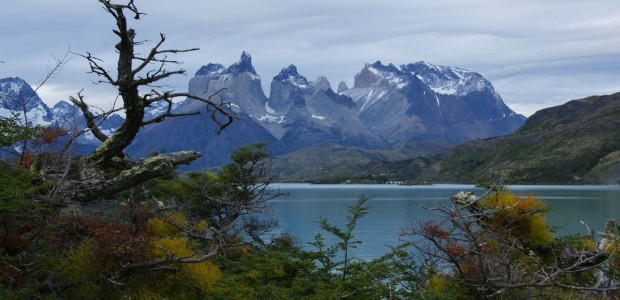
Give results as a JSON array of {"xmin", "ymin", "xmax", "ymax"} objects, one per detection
[
  {"xmin": 0, "ymin": 116, "xmax": 42, "ymax": 149},
  {"xmin": 400, "ymin": 186, "xmax": 620, "ymax": 299},
  {"xmin": 0, "ymin": 142, "xmax": 281, "ymax": 298}
]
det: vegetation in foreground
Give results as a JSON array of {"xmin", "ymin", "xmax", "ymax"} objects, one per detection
[{"xmin": 2, "ymin": 152, "xmax": 619, "ymax": 299}]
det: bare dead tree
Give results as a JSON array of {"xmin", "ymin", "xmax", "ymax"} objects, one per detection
[{"xmin": 62, "ymin": 0, "xmax": 237, "ymax": 201}]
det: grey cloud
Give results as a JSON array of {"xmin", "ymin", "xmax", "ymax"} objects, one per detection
[{"xmin": 1, "ymin": 0, "xmax": 619, "ymax": 116}]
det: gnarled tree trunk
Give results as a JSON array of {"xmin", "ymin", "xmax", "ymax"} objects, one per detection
[{"xmin": 61, "ymin": 0, "xmax": 236, "ymax": 201}]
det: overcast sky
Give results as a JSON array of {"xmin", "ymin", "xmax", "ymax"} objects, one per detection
[{"xmin": 2, "ymin": 0, "xmax": 619, "ymax": 116}]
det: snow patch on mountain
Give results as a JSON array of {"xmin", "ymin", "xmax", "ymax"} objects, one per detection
[
  {"xmin": 343, "ymin": 87, "xmax": 389, "ymax": 112},
  {"xmin": 0, "ymin": 106, "xmax": 50, "ymax": 126},
  {"xmin": 404, "ymin": 61, "xmax": 492, "ymax": 97},
  {"xmin": 195, "ymin": 63, "xmax": 226, "ymax": 77},
  {"xmin": 264, "ymin": 102, "xmax": 276, "ymax": 114},
  {"xmin": 1, "ymin": 77, "xmax": 53, "ymax": 126},
  {"xmin": 367, "ymin": 65, "xmax": 407, "ymax": 89},
  {"xmin": 143, "ymin": 100, "xmax": 181, "ymax": 121},
  {"xmin": 254, "ymin": 113, "xmax": 285, "ymax": 124}
]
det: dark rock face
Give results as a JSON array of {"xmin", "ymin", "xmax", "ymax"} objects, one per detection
[{"xmin": 337, "ymin": 81, "xmax": 349, "ymax": 93}]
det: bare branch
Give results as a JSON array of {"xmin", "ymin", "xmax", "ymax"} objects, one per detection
[
  {"xmin": 142, "ymin": 110, "xmax": 200, "ymax": 125},
  {"xmin": 144, "ymin": 88, "xmax": 237, "ymax": 131},
  {"xmin": 131, "ymin": 33, "xmax": 199, "ymax": 78},
  {"xmin": 73, "ymin": 52, "xmax": 117, "ymax": 85},
  {"xmin": 69, "ymin": 91, "xmax": 109, "ymax": 142},
  {"xmin": 118, "ymin": 247, "xmax": 218, "ymax": 275},
  {"xmin": 134, "ymin": 68, "xmax": 185, "ymax": 86}
]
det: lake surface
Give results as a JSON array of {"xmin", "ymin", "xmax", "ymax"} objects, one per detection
[{"xmin": 266, "ymin": 183, "xmax": 620, "ymax": 260}]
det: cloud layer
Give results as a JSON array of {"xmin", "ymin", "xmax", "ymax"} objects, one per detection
[{"xmin": 2, "ymin": 0, "xmax": 619, "ymax": 116}]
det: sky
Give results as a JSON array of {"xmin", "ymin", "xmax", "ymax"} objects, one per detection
[{"xmin": 1, "ymin": 0, "xmax": 619, "ymax": 117}]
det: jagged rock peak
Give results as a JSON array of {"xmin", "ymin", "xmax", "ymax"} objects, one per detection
[
  {"xmin": 50, "ymin": 101, "xmax": 80, "ymax": 126},
  {"xmin": 51, "ymin": 100, "xmax": 74, "ymax": 112},
  {"xmin": 337, "ymin": 81, "xmax": 348, "ymax": 93},
  {"xmin": 224, "ymin": 51, "xmax": 259, "ymax": 77},
  {"xmin": 369, "ymin": 61, "xmax": 401, "ymax": 74},
  {"xmin": 195, "ymin": 63, "xmax": 225, "ymax": 77},
  {"xmin": 274, "ymin": 64, "xmax": 309, "ymax": 88},
  {"xmin": 354, "ymin": 61, "xmax": 407, "ymax": 89},
  {"xmin": 311, "ymin": 76, "xmax": 331, "ymax": 91}
]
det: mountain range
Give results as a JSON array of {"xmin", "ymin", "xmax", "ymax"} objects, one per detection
[
  {"xmin": 1, "ymin": 52, "xmax": 525, "ymax": 170},
  {"xmin": 127, "ymin": 52, "xmax": 525, "ymax": 168}
]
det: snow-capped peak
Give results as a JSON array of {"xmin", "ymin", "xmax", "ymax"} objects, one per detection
[
  {"xmin": 0, "ymin": 77, "xmax": 52, "ymax": 125},
  {"xmin": 403, "ymin": 61, "xmax": 490, "ymax": 96},
  {"xmin": 195, "ymin": 63, "xmax": 225, "ymax": 77},
  {"xmin": 274, "ymin": 65, "xmax": 309, "ymax": 89}
]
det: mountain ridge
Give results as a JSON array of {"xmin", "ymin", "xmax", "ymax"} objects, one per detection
[{"xmin": 2, "ymin": 53, "xmax": 526, "ymax": 170}]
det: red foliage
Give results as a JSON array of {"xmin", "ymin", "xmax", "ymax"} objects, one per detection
[
  {"xmin": 444, "ymin": 241, "xmax": 466, "ymax": 258},
  {"xmin": 0, "ymin": 232, "xmax": 31, "ymax": 256},
  {"xmin": 34, "ymin": 127, "xmax": 68, "ymax": 146},
  {"xmin": 421, "ymin": 220, "xmax": 450, "ymax": 239},
  {"xmin": 56, "ymin": 215, "xmax": 153, "ymax": 262},
  {"xmin": 32, "ymin": 127, "xmax": 69, "ymax": 152},
  {"xmin": 19, "ymin": 152, "xmax": 36, "ymax": 169}
]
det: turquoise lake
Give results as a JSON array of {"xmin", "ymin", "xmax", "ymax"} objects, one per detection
[{"xmin": 266, "ymin": 183, "xmax": 620, "ymax": 260}]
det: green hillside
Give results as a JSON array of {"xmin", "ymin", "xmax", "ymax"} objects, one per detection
[
  {"xmin": 272, "ymin": 141, "xmax": 450, "ymax": 183},
  {"xmin": 423, "ymin": 92, "xmax": 620, "ymax": 184}
]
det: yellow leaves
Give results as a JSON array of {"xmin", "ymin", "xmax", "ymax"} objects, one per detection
[
  {"xmin": 152, "ymin": 236, "xmax": 222, "ymax": 293},
  {"xmin": 205, "ymin": 171, "xmax": 220, "ymax": 181},
  {"xmin": 147, "ymin": 211, "xmax": 188, "ymax": 237},
  {"xmin": 183, "ymin": 256, "xmax": 222, "ymax": 293},
  {"xmin": 193, "ymin": 219, "xmax": 209, "ymax": 232},
  {"xmin": 64, "ymin": 239, "xmax": 98, "ymax": 281},
  {"xmin": 60, "ymin": 238, "xmax": 111, "ymax": 298},
  {"xmin": 153, "ymin": 236, "xmax": 192, "ymax": 257},
  {"xmin": 481, "ymin": 191, "xmax": 554, "ymax": 247},
  {"xmin": 428, "ymin": 275, "xmax": 447, "ymax": 293},
  {"xmin": 526, "ymin": 216, "xmax": 555, "ymax": 247}
]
